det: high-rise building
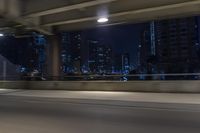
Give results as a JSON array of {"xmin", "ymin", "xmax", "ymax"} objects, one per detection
[
  {"xmin": 139, "ymin": 17, "xmax": 200, "ymax": 74},
  {"xmin": 138, "ymin": 23, "xmax": 156, "ymax": 75},
  {"xmin": 88, "ymin": 40, "xmax": 112, "ymax": 74},
  {"xmin": 150, "ymin": 21, "xmax": 156, "ymax": 56},
  {"xmin": 122, "ymin": 53, "xmax": 130, "ymax": 74},
  {"xmin": 113, "ymin": 54, "xmax": 123, "ymax": 73},
  {"xmin": 70, "ymin": 32, "xmax": 81, "ymax": 62},
  {"xmin": 113, "ymin": 53, "xmax": 131, "ymax": 74},
  {"xmin": 139, "ymin": 29, "xmax": 151, "ymax": 68},
  {"xmin": 61, "ymin": 32, "xmax": 82, "ymax": 74},
  {"xmin": 155, "ymin": 17, "xmax": 200, "ymax": 73}
]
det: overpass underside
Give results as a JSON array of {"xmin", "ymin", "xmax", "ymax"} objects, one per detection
[{"xmin": 0, "ymin": 0, "xmax": 200, "ymax": 35}]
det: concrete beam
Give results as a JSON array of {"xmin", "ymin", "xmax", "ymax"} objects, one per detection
[
  {"xmin": 42, "ymin": 0, "xmax": 200, "ymax": 27},
  {"xmin": 0, "ymin": 0, "xmax": 53, "ymax": 35},
  {"xmin": 0, "ymin": 0, "xmax": 6, "ymax": 15},
  {"xmin": 8, "ymin": 17, "xmax": 52, "ymax": 35},
  {"xmin": 24, "ymin": 0, "xmax": 118, "ymax": 18}
]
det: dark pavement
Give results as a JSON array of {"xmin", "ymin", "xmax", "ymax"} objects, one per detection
[{"xmin": 0, "ymin": 94, "xmax": 200, "ymax": 133}]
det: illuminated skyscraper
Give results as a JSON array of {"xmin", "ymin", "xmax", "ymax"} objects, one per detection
[
  {"xmin": 122, "ymin": 53, "xmax": 130, "ymax": 74},
  {"xmin": 88, "ymin": 40, "xmax": 112, "ymax": 74},
  {"xmin": 150, "ymin": 21, "xmax": 156, "ymax": 56},
  {"xmin": 61, "ymin": 32, "xmax": 82, "ymax": 74}
]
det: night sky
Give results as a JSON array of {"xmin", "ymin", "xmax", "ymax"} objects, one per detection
[
  {"xmin": 82, "ymin": 23, "xmax": 147, "ymax": 66},
  {"xmin": 0, "ymin": 23, "xmax": 147, "ymax": 68}
]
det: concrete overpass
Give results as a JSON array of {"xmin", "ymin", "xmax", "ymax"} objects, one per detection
[{"xmin": 0, "ymin": 0, "xmax": 200, "ymax": 35}]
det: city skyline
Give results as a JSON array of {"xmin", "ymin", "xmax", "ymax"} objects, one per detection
[
  {"xmin": 59, "ymin": 16, "xmax": 200, "ymax": 75},
  {"xmin": 82, "ymin": 23, "xmax": 146, "ymax": 67},
  {"xmin": 1, "ymin": 16, "xmax": 200, "ymax": 75}
]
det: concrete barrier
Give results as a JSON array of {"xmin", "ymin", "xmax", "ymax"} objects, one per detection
[
  {"xmin": 0, "ymin": 81, "xmax": 28, "ymax": 89},
  {"xmin": 1, "ymin": 80, "xmax": 200, "ymax": 93}
]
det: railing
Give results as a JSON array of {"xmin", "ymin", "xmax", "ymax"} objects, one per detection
[
  {"xmin": 0, "ymin": 73, "xmax": 200, "ymax": 81},
  {"xmin": 17, "ymin": 73, "xmax": 200, "ymax": 81}
]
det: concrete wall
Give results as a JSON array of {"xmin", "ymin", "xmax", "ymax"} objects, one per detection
[
  {"xmin": 1, "ymin": 80, "xmax": 200, "ymax": 93},
  {"xmin": 0, "ymin": 81, "xmax": 28, "ymax": 89}
]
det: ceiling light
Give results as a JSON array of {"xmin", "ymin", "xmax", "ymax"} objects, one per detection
[
  {"xmin": 97, "ymin": 17, "xmax": 109, "ymax": 23},
  {"xmin": 0, "ymin": 33, "xmax": 4, "ymax": 37}
]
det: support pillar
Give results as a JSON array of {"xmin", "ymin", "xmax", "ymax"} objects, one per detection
[{"xmin": 46, "ymin": 35, "xmax": 61, "ymax": 80}]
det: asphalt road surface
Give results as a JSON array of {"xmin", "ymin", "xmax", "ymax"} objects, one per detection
[{"xmin": 0, "ymin": 95, "xmax": 200, "ymax": 133}]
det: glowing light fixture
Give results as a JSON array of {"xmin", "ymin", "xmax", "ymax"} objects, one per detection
[
  {"xmin": 0, "ymin": 33, "xmax": 4, "ymax": 37},
  {"xmin": 97, "ymin": 17, "xmax": 108, "ymax": 23}
]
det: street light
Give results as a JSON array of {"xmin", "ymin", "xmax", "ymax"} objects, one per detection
[{"xmin": 97, "ymin": 17, "xmax": 109, "ymax": 23}]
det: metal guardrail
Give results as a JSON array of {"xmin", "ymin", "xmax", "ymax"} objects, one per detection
[
  {"xmin": 17, "ymin": 73, "xmax": 200, "ymax": 81},
  {"xmin": 0, "ymin": 73, "xmax": 200, "ymax": 81}
]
